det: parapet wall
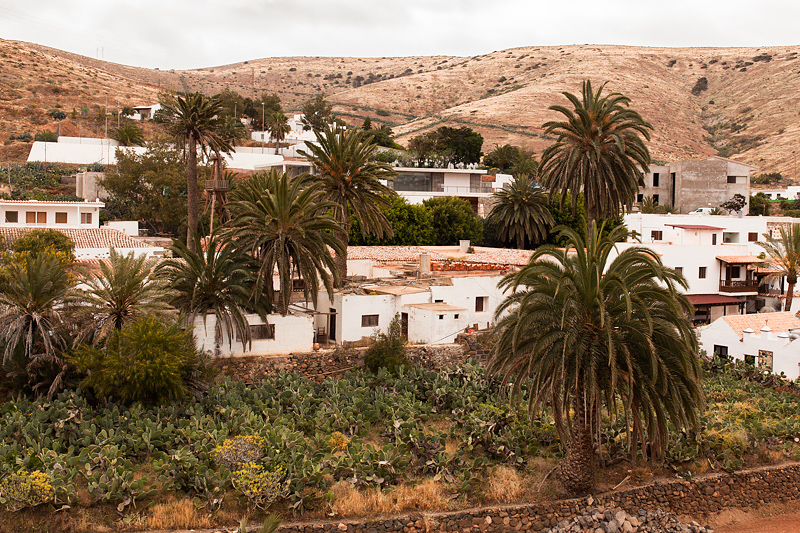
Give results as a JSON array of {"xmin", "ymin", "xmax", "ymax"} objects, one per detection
[{"xmin": 273, "ymin": 462, "xmax": 800, "ymax": 532}]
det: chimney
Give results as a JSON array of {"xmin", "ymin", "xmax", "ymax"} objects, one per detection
[
  {"xmin": 742, "ymin": 327, "xmax": 755, "ymax": 340},
  {"xmin": 459, "ymin": 240, "xmax": 470, "ymax": 253},
  {"xmin": 420, "ymin": 252, "xmax": 430, "ymax": 274},
  {"xmin": 760, "ymin": 325, "xmax": 772, "ymax": 341}
]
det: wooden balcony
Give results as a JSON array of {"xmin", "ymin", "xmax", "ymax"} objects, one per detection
[
  {"xmin": 205, "ymin": 180, "xmax": 230, "ymax": 191},
  {"xmin": 719, "ymin": 279, "xmax": 759, "ymax": 293}
]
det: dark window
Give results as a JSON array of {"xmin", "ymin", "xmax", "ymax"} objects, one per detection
[
  {"xmin": 652, "ymin": 194, "xmax": 659, "ymax": 205},
  {"xmin": 438, "ymin": 315, "xmax": 444, "ymax": 320},
  {"xmin": 727, "ymin": 176, "xmax": 737, "ymax": 184},
  {"xmin": 361, "ymin": 314, "xmax": 379, "ymax": 327},
  {"xmin": 744, "ymin": 354, "xmax": 756, "ymax": 366},
  {"xmin": 251, "ymin": 324, "xmax": 275, "ymax": 340},
  {"xmin": 454, "ymin": 314, "xmax": 459, "ymax": 319},
  {"xmin": 675, "ymin": 267, "xmax": 683, "ymax": 275},
  {"xmin": 27, "ymin": 211, "xmax": 47, "ymax": 223},
  {"xmin": 434, "ymin": 299, "xmax": 443, "ymax": 303},
  {"xmin": 475, "ymin": 296, "xmax": 488, "ymax": 312},
  {"xmin": 730, "ymin": 266, "xmax": 741, "ymax": 278},
  {"xmin": 55, "ymin": 212, "xmax": 67, "ymax": 224},
  {"xmin": 712, "ymin": 234, "xmax": 717, "ymax": 245},
  {"xmin": 652, "ymin": 173, "xmax": 660, "ymax": 187},
  {"xmin": 699, "ymin": 266, "xmax": 707, "ymax": 279},
  {"xmin": 81, "ymin": 212, "xmax": 92, "ymax": 224},
  {"xmin": 637, "ymin": 193, "xmax": 643, "ymax": 203},
  {"xmin": 5, "ymin": 211, "xmax": 17, "ymax": 223},
  {"xmin": 748, "ymin": 232, "xmax": 758, "ymax": 242},
  {"xmin": 713, "ymin": 345, "xmax": 728, "ymax": 358},
  {"xmin": 651, "ymin": 230, "xmax": 663, "ymax": 241}
]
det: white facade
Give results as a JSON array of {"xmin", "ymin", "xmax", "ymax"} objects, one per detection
[
  {"xmin": 698, "ymin": 312, "xmax": 800, "ymax": 380},
  {"xmin": 0, "ymin": 199, "xmax": 102, "ymax": 229},
  {"xmin": 193, "ymin": 313, "xmax": 314, "ymax": 356}
]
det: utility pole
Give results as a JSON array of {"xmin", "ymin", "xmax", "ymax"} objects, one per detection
[{"xmin": 262, "ymin": 102, "xmax": 265, "ymax": 154}]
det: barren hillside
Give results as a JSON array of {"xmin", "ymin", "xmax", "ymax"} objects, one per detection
[{"xmin": 3, "ymin": 39, "xmax": 800, "ymax": 178}]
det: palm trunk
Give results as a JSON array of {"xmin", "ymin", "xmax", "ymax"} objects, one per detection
[
  {"xmin": 786, "ymin": 279, "xmax": 796, "ymax": 312},
  {"xmin": 559, "ymin": 383, "xmax": 595, "ymax": 494},
  {"xmin": 186, "ymin": 136, "xmax": 199, "ymax": 252}
]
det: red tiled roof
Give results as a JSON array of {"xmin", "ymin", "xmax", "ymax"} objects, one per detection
[
  {"xmin": 0, "ymin": 228, "xmax": 150, "ymax": 249},
  {"xmin": 0, "ymin": 199, "xmax": 104, "ymax": 206},
  {"xmin": 686, "ymin": 294, "xmax": 745, "ymax": 306},
  {"xmin": 722, "ymin": 312, "xmax": 800, "ymax": 338},
  {"xmin": 665, "ymin": 224, "xmax": 724, "ymax": 230},
  {"xmin": 716, "ymin": 255, "xmax": 765, "ymax": 264}
]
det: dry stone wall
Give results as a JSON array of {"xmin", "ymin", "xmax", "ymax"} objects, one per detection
[{"xmin": 269, "ymin": 463, "xmax": 800, "ymax": 533}]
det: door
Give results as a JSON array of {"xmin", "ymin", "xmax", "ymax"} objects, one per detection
[
  {"xmin": 401, "ymin": 312, "xmax": 409, "ymax": 338},
  {"xmin": 328, "ymin": 308, "xmax": 336, "ymax": 341}
]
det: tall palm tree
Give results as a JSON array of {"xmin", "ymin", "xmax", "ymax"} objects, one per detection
[
  {"xmin": 539, "ymin": 80, "xmax": 653, "ymax": 223},
  {"xmin": 223, "ymin": 169, "xmax": 345, "ymax": 315},
  {"xmin": 266, "ymin": 111, "xmax": 291, "ymax": 154},
  {"xmin": 160, "ymin": 92, "xmax": 233, "ymax": 252},
  {"xmin": 0, "ymin": 252, "xmax": 75, "ymax": 396},
  {"xmin": 159, "ymin": 231, "xmax": 264, "ymax": 354},
  {"xmin": 758, "ymin": 223, "xmax": 800, "ymax": 311},
  {"xmin": 73, "ymin": 248, "xmax": 174, "ymax": 345},
  {"xmin": 299, "ymin": 126, "xmax": 397, "ymax": 286},
  {"xmin": 487, "ymin": 174, "xmax": 553, "ymax": 249},
  {"xmin": 488, "ymin": 221, "xmax": 703, "ymax": 494}
]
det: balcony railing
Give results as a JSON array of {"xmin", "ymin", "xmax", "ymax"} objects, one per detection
[
  {"xmin": 719, "ymin": 279, "xmax": 759, "ymax": 293},
  {"xmin": 205, "ymin": 180, "xmax": 230, "ymax": 191}
]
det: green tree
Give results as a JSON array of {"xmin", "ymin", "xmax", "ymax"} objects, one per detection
[
  {"xmin": 103, "ymin": 137, "xmax": 196, "ymax": 235},
  {"xmin": 539, "ymin": 80, "xmax": 653, "ymax": 223},
  {"xmin": 266, "ymin": 111, "xmax": 291, "ymax": 154},
  {"xmin": 159, "ymin": 92, "xmax": 233, "ymax": 252},
  {"xmin": 111, "ymin": 123, "xmax": 145, "ymax": 146},
  {"xmin": 484, "ymin": 144, "xmax": 521, "ymax": 172},
  {"xmin": 73, "ymin": 247, "xmax": 174, "ymax": 345},
  {"xmin": 0, "ymin": 252, "xmax": 75, "ymax": 397},
  {"xmin": 748, "ymin": 192, "xmax": 771, "ymax": 216},
  {"xmin": 758, "ymin": 224, "xmax": 800, "ymax": 312},
  {"xmin": 219, "ymin": 116, "xmax": 247, "ymax": 143},
  {"xmin": 349, "ymin": 196, "xmax": 434, "ymax": 246},
  {"xmin": 423, "ymin": 197, "xmax": 482, "ymax": 246},
  {"xmin": 224, "ymin": 169, "xmax": 345, "ymax": 315},
  {"xmin": 720, "ymin": 193, "xmax": 747, "ymax": 214},
  {"xmin": 362, "ymin": 117, "xmax": 372, "ymax": 130},
  {"xmin": 300, "ymin": 126, "xmax": 396, "ymax": 285},
  {"xmin": 159, "ymin": 231, "xmax": 264, "ymax": 353},
  {"xmin": 11, "ymin": 229, "xmax": 75, "ymax": 262},
  {"xmin": 435, "ymin": 126, "xmax": 484, "ymax": 166},
  {"xmin": 489, "ymin": 221, "xmax": 703, "ymax": 494},
  {"xmin": 300, "ymin": 94, "xmax": 335, "ymax": 132},
  {"xmin": 487, "ymin": 174, "xmax": 553, "ymax": 249},
  {"xmin": 511, "ymin": 150, "xmax": 539, "ymax": 178}
]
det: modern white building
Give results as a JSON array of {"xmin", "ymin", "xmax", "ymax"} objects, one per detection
[{"xmin": 698, "ymin": 312, "xmax": 800, "ymax": 380}]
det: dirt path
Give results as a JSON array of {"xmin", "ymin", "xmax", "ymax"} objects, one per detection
[{"xmin": 706, "ymin": 501, "xmax": 800, "ymax": 533}]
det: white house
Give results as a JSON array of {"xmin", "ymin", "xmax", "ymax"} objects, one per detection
[
  {"xmin": 131, "ymin": 104, "xmax": 162, "ymax": 121},
  {"xmin": 698, "ymin": 312, "xmax": 800, "ymax": 380},
  {"xmin": 0, "ymin": 199, "xmax": 103, "ymax": 228},
  {"xmin": 192, "ymin": 313, "xmax": 315, "ymax": 356}
]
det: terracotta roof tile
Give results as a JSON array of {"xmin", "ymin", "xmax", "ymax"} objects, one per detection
[
  {"xmin": 0, "ymin": 228, "xmax": 150, "ymax": 249},
  {"xmin": 722, "ymin": 312, "xmax": 800, "ymax": 339}
]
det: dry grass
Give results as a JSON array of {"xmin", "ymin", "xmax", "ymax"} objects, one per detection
[
  {"xmin": 329, "ymin": 479, "xmax": 451, "ymax": 517},
  {"xmin": 484, "ymin": 466, "xmax": 526, "ymax": 503},
  {"xmin": 141, "ymin": 497, "xmax": 213, "ymax": 530}
]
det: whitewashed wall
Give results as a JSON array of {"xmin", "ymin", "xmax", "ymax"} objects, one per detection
[{"xmin": 193, "ymin": 313, "xmax": 314, "ymax": 356}]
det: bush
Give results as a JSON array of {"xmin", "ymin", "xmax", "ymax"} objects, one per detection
[
  {"xmin": 0, "ymin": 470, "xmax": 55, "ymax": 511},
  {"xmin": 47, "ymin": 109, "xmax": 67, "ymax": 120},
  {"xmin": 231, "ymin": 463, "xmax": 289, "ymax": 510},
  {"xmin": 12, "ymin": 228, "xmax": 75, "ymax": 261},
  {"xmin": 69, "ymin": 316, "xmax": 210, "ymax": 404},
  {"xmin": 363, "ymin": 314, "xmax": 408, "ymax": 374},
  {"xmin": 34, "ymin": 130, "xmax": 57, "ymax": 142},
  {"xmin": 213, "ymin": 436, "xmax": 265, "ymax": 471}
]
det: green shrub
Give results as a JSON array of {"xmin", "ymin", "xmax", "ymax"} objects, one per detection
[
  {"xmin": 363, "ymin": 314, "xmax": 408, "ymax": 374},
  {"xmin": 34, "ymin": 130, "xmax": 57, "ymax": 142},
  {"xmin": 231, "ymin": 463, "xmax": 289, "ymax": 510},
  {"xmin": 69, "ymin": 316, "xmax": 208, "ymax": 404},
  {"xmin": 47, "ymin": 109, "xmax": 67, "ymax": 120},
  {"xmin": 0, "ymin": 470, "xmax": 55, "ymax": 511},
  {"xmin": 213, "ymin": 436, "xmax": 265, "ymax": 471}
]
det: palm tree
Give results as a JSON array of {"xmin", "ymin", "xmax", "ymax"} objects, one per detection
[
  {"xmin": 111, "ymin": 123, "xmax": 145, "ymax": 146},
  {"xmin": 160, "ymin": 92, "xmax": 233, "ymax": 252},
  {"xmin": 266, "ymin": 111, "xmax": 291, "ymax": 154},
  {"xmin": 0, "ymin": 252, "xmax": 75, "ymax": 396},
  {"xmin": 488, "ymin": 221, "xmax": 703, "ymax": 494},
  {"xmin": 74, "ymin": 248, "xmax": 174, "ymax": 345},
  {"xmin": 223, "ymin": 169, "xmax": 345, "ymax": 315},
  {"xmin": 299, "ymin": 126, "xmax": 396, "ymax": 286},
  {"xmin": 758, "ymin": 223, "xmax": 800, "ymax": 311},
  {"xmin": 487, "ymin": 174, "xmax": 553, "ymax": 249},
  {"xmin": 539, "ymin": 80, "xmax": 653, "ymax": 223},
  {"xmin": 159, "ymin": 231, "xmax": 264, "ymax": 354}
]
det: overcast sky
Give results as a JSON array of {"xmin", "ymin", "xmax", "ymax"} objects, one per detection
[{"xmin": 1, "ymin": 1, "xmax": 797, "ymax": 70}]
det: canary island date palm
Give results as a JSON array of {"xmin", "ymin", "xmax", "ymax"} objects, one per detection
[
  {"xmin": 160, "ymin": 92, "xmax": 232, "ymax": 252},
  {"xmin": 299, "ymin": 125, "xmax": 396, "ymax": 286},
  {"xmin": 487, "ymin": 174, "xmax": 553, "ymax": 249},
  {"xmin": 159, "ymin": 230, "xmax": 265, "ymax": 353},
  {"xmin": 539, "ymin": 80, "xmax": 653, "ymax": 223},
  {"xmin": 266, "ymin": 111, "xmax": 291, "ymax": 154},
  {"xmin": 0, "ymin": 252, "xmax": 75, "ymax": 396},
  {"xmin": 74, "ymin": 247, "xmax": 174, "ymax": 345},
  {"xmin": 223, "ymin": 169, "xmax": 345, "ymax": 315},
  {"xmin": 758, "ymin": 223, "xmax": 800, "ymax": 312},
  {"xmin": 488, "ymin": 221, "xmax": 703, "ymax": 494}
]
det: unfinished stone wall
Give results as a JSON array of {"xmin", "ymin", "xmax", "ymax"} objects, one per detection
[{"xmin": 273, "ymin": 462, "xmax": 800, "ymax": 533}]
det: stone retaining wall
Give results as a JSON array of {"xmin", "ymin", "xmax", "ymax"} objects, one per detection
[{"xmin": 270, "ymin": 462, "xmax": 800, "ymax": 533}]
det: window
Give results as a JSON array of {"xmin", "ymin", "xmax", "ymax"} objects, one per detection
[
  {"xmin": 55, "ymin": 212, "xmax": 67, "ymax": 224},
  {"xmin": 361, "ymin": 314, "xmax": 379, "ymax": 327},
  {"xmin": 748, "ymin": 232, "xmax": 758, "ymax": 242},
  {"xmin": 438, "ymin": 315, "xmax": 444, "ymax": 320},
  {"xmin": 652, "ymin": 194, "xmax": 659, "ymax": 205},
  {"xmin": 675, "ymin": 267, "xmax": 683, "ymax": 275},
  {"xmin": 713, "ymin": 345, "xmax": 729, "ymax": 359},
  {"xmin": 699, "ymin": 266, "xmax": 707, "ymax": 279},
  {"xmin": 5, "ymin": 211, "xmax": 17, "ymax": 223},
  {"xmin": 758, "ymin": 350, "xmax": 773, "ymax": 372},
  {"xmin": 730, "ymin": 266, "xmax": 741, "ymax": 278},
  {"xmin": 712, "ymin": 234, "xmax": 717, "ymax": 245},
  {"xmin": 251, "ymin": 324, "xmax": 275, "ymax": 340},
  {"xmin": 636, "ymin": 193, "xmax": 643, "ymax": 203},
  {"xmin": 727, "ymin": 176, "xmax": 737, "ymax": 184},
  {"xmin": 475, "ymin": 296, "xmax": 488, "ymax": 312},
  {"xmin": 651, "ymin": 230, "xmax": 663, "ymax": 241},
  {"xmin": 652, "ymin": 173, "xmax": 660, "ymax": 187},
  {"xmin": 744, "ymin": 354, "xmax": 756, "ymax": 365},
  {"xmin": 434, "ymin": 299, "xmax": 443, "ymax": 303},
  {"xmin": 80, "ymin": 212, "xmax": 92, "ymax": 224},
  {"xmin": 454, "ymin": 314, "xmax": 459, "ymax": 319},
  {"xmin": 26, "ymin": 211, "xmax": 46, "ymax": 224}
]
